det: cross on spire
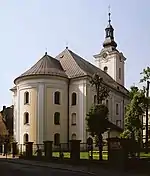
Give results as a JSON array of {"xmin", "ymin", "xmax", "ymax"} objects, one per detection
[
  {"xmin": 66, "ymin": 42, "xmax": 68, "ymax": 49},
  {"xmin": 108, "ymin": 5, "xmax": 111, "ymax": 25},
  {"xmin": 45, "ymin": 47, "xmax": 47, "ymax": 55}
]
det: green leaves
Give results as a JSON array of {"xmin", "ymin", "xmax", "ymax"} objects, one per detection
[
  {"xmin": 122, "ymin": 88, "xmax": 145, "ymax": 140},
  {"xmin": 140, "ymin": 66, "xmax": 150, "ymax": 83},
  {"xmin": 86, "ymin": 104, "xmax": 109, "ymax": 135}
]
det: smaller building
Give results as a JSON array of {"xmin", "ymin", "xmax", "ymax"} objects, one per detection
[
  {"xmin": 0, "ymin": 106, "xmax": 13, "ymax": 137},
  {"xmin": 0, "ymin": 112, "xmax": 8, "ymax": 142}
]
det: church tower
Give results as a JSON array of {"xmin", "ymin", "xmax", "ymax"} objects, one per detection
[{"xmin": 94, "ymin": 11, "xmax": 126, "ymax": 86}]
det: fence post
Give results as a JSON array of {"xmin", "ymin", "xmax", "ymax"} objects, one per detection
[
  {"xmin": 70, "ymin": 140, "xmax": 81, "ymax": 161},
  {"xmin": 43, "ymin": 141, "xmax": 53, "ymax": 159},
  {"xmin": 26, "ymin": 142, "xmax": 33, "ymax": 158},
  {"xmin": 12, "ymin": 142, "xmax": 18, "ymax": 158}
]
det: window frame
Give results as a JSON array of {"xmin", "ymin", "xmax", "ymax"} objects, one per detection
[
  {"xmin": 54, "ymin": 112, "xmax": 60, "ymax": 125},
  {"xmin": 104, "ymin": 66, "xmax": 108, "ymax": 73},
  {"xmin": 71, "ymin": 113, "xmax": 76, "ymax": 125},
  {"xmin": 24, "ymin": 91, "xmax": 29, "ymax": 104},
  {"xmin": 116, "ymin": 103, "xmax": 119, "ymax": 115},
  {"xmin": 119, "ymin": 68, "xmax": 121, "ymax": 79},
  {"xmin": 54, "ymin": 133, "xmax": 60, "ymax": 146},
  {"xmin": 54, "ymin": 91, "xmax": 60, "ymax": 105},
  {"xmin": 71, "ymin": 133, "xmax": 76, "ymax": 140},
  {"xmin": 71, "ymin": 92, "xmax": 77, "ymax": 106},
  {"xmin": 24, "ymin": 133, "xmax": 29, "ymax": 143},
  {"xmin": 24, "ymin": 112, "xmax": 29, "ymax": 125}
]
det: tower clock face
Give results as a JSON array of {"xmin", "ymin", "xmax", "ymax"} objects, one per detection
[{"xmin": 102, "ymin": 53, "xmax": 108, "ymax": 62}]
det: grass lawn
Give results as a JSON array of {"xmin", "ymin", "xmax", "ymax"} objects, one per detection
[
  {"xmin": 140, "ymin": 152, "xmax": 150, "ymax": 158},
  {"xmin": 52, "ymin": 151, "xmax": 108, "ymax": 160},
  {"xmin": 52, "ymin": 151, "xmax": 150, "ymax": 160}
]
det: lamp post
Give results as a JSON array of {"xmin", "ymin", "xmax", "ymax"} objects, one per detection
[{"xmin": 145, "ymin": 81, "xmax": 149, "ymax": 153}]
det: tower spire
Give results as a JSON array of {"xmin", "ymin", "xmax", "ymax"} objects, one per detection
[{"xmin": 103, "ymin": 7, "xmax": 117, "ymax": 48}]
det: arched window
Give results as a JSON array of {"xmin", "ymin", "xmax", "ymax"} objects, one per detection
[
  {"xmin": 24, "ymin": 112, "xmax": 29, "ymax": 124},
  {"xmin": 54, "ymin": 112, "xmax": 60, "ymax": 125},
  {"xmin": 104, "ymin": 66, "xmax": 108, "ymax": 73},
  {"xmin": 24, "ymin": 133, "xmax": 29, "ymax": 143},
  {"xmin": 54, "ymin": 91, "xmax": 60, "ymax": 105},
  {"xmin": 24, "ymin": 92, "xmax": 29, "ymax": 104},
  {"xmin": 72, "ymin": 92, "xmax": 77, "ymax": 105},
  {"xmin": 94, "ymin": 95, "xmax": 97, "ymax": 104},
  {"xmin": 54, "ymin": 133, "xmax": 60, "ymax": 146},
  {"xmin": 71, "ymin": 113, "xmax": 76, "ymax": 125},
  {"xmin": 72, "ymin": 133, "xmax": 76, "ymax": 140}
]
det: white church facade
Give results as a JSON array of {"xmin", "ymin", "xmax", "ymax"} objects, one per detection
[{"xmin": 11, "ymin": 15, "xmax": 129, "ymax": 145}]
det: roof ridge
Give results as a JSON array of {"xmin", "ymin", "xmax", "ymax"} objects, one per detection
[
  {"xmin": 66, "ymin": 49, "xmax": 87, "ymax": 76},
  {"xmin": 67, "ymin": 49, "xmax": 116, "ymax": 83},
  {"xmin": 14, "ymin": 53, "xmax": 68, "ymax": 84}
]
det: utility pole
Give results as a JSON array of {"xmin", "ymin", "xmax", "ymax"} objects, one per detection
[{"xmin": 145, "ymin": 81, "xmax": 149, "ymax": 153}]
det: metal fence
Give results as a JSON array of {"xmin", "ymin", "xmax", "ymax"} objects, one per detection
[
  {"xmin": 0, "ymin": 141, "xmax": 109, "ymax": 160},
  {"xmin": 33, "ymin": 144, "xmax": 45, "ymax": 156}
]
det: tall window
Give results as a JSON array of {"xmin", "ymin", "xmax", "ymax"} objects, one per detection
[
  {"xmin": 94, "ymin": 95, "xmax": 97, "ymax": 104},
  {"xmin": 104, "ymin": 66, "xmax": 108, "ymax": 73},
  {"xmin": 72, "ymin": 133, "xmax": 76, "ymax": 140},
  {"xmin": 24, "ymin": 112, "xmax": 29, "ymax": 124},
  {"xmin": 24, "ymin": 133, "xmax": 29, "ymax": 143},
  {"xmin": 54, "ymin": 91, "xmax": 60, "ymax": 105},
  {"xmin": 54, "ymin": 133, "xmax": 60, "ymax": 146},
  {"xmin": 71, "ymin": 113, "xmax": 76, "ymax": 125},
  {"xmin": 116, "ymin": 103, "xmax": 119, "ymax": 115},
  {"xmin": 72, "ymin": 92, "xmax": 77, "ymax": 105},
  {"xmin": 119, "ymin": 68, "xmax": 121, "ymax": 79},
  {"xmin": 54, "ymin": 112, "xmax": 60, "ymax": 125},
  {"xmin": 24, "ymin": 92, "xmax": 29, "ymax": 104}
]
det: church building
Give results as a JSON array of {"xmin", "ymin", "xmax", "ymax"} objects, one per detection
[{"xmin": 10, "ymin": 14, "xmax": 129, "ymax": 145}]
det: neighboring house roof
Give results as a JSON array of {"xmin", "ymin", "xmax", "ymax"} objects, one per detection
[{"xmin": 14, "ymin": 52, "xmax": 67, "ymax": 83}]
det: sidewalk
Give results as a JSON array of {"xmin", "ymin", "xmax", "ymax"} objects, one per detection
[{"xmin": 0, "ymin": 155, "xmax": 148, "ymax": 176}]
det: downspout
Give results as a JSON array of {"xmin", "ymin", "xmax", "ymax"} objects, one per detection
[{"xmin": 67, "ymin": 79, "xmax": 70, "ymax": 146}]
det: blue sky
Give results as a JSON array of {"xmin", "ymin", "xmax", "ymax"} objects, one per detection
[{"xmin": 0, "ymin": 0, "xmax": 149, "ymax": 108}]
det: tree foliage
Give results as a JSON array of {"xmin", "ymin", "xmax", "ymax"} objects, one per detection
[
  {"xmin": 129, "ymin": 86, "xmax": 139, "ymax": 100},
  {"xmin": 121, "ymin": 87, "xmax": 146, "ymax": 140},
  {"xmin": 87, "ymin": 73, "xmax": 110, "ymax": 160},
  {"xmin": 140, "ymin": 66, "xmax": 150, "ymax": 83},
  {"xmin": 86, "ymin": 104, "xmax": 109, "ymax": 136}
]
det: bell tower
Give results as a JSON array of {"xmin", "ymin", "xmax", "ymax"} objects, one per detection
[{"xmin": 94, "ymin": 10, "xmax": 126, "ymax": 86}]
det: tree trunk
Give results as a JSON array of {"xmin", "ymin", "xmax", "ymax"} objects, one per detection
[{"xmin": 98, "ymin": 133, "xmax": 103, "ymax": 161}]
